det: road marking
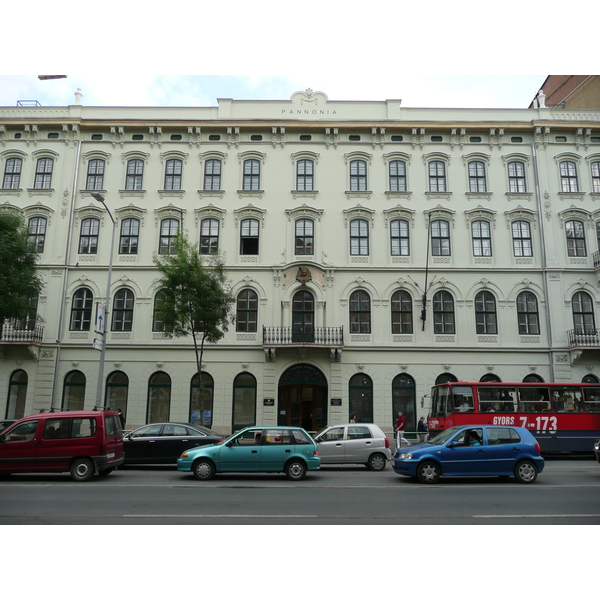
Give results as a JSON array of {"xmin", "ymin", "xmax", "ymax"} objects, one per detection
[
  {"xmin": 473, "ymin": 514, "xmax": 600, "ymax": 519},
  {"xmin": 123, "ymin": 514, "xmax": 318, "ymax": 518}
]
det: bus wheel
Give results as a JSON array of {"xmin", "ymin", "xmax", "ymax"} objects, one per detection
[
  {"xmin": 514, "ymin": 460, "xmax": 537, "ymax": 484},
  {"xmin": 417, "ymin": 461, "xmax": 440, "ymax": 484}
]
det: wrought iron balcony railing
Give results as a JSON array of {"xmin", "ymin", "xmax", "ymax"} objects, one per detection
[
  {"xmin": 567, "ymin": 328, "xmax": 600, "ymax": 348},
  {"xmin": 263, "ymin": 326, "xmax": 343, "ymax": 347},
  {"xmin": 1, "ymin": 320, "xmax": 44, "ymax": 344},
  {"xmin": 593, "ymin": 251, "xmax": 600, "ymax": 270}
]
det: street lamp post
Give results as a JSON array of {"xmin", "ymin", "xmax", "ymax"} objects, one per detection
[{"xmin": 91, "ymin": 193, "xmax": 116, "ymax": 409}]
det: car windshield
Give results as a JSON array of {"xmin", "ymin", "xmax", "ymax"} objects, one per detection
[{"xmin": 427, "ymin": 427, "xmax": 464, "ymax": 445}]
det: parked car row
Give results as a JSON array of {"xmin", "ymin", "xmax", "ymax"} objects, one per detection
[{"xmin": 0, "ymin": 410, "xmax": 549, "ymax": 484}]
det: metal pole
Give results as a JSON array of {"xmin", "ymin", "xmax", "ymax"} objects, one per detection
[{"xmin": 92, "ymin": 193, "xmax": 116, "ymax": 409}]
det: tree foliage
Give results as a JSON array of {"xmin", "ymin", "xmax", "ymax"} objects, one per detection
[
  {"xmin": 0, "ymin": 212, "xmax": 43, "ymax": 325},
  {"xmin": 153, "ymin": 233, "xmax": 235, "ymax": 392}
]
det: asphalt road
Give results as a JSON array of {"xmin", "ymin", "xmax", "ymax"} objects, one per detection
[{"xmin": 1, "ymin": 456, "xmax": 599, "ymax": 525}]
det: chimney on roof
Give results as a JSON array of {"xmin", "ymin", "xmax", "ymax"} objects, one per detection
[{"xmin": 75, "ymin": 88, "xmax": 83, "ymax": 105}]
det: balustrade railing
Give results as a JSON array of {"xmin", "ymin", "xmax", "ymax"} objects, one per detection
[
  {"xmin": 567, "ymin": 328, "xmax": 600, "ymax": 347},
  {"xmin": 263, "ymin": 326, "xmax": 343, "ymax": 346},
  {"xmin": 1, "ymin": 321, "xmax": 44, "ymax": 344}
]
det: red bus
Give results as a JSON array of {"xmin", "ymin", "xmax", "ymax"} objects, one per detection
[{"xmin": 428, "ymin": 382, "xmax": 600, "ymax": 453}]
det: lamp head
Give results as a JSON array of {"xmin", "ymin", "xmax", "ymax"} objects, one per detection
[{"xmin": 91, "ymin": 192, "xmax": 105, "ymax": 203}]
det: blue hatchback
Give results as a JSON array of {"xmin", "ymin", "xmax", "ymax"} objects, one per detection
[
  {"xmin": 392, "ymin": 425, "xmax": 544, "ymax": 483},
  {"xmin": 177, "ymin": 426, "xmax": 321, "ymax": 481}
]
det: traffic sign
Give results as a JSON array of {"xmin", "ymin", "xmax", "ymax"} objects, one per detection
[
  {"xmin": 93, "ymin": 338, "xmax": 104, "ymax": 351},
  {"xmin": 95, "ymin": 302, "xmax": 106, "ymax": 334}
]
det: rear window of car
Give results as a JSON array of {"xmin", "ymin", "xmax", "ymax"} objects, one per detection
[
  {"xmin": 163, "ymin": 424, "xmax": 189, "ymax": 436},
  {"xmin": 487, "ymin": 427, "xmax": 521, "ymax": 445},
  {"xmin": 348, "ymin": 426, "xmax": 372, "ymax": 440},
  {"xmin": 291, "ymin": 429, "xmax": 313, "ymax": 445},
  {"xmin": 105, "ymin": 415, "xmax": 122, "ymax": 436}
]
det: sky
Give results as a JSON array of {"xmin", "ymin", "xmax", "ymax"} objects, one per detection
[
  {"xmin": 1, "ymin": 0, "xmax": 595, "ymax": 111},
  {"xmin": 0, "ymin": 74, "xmax": 549, "ymax": 109}
]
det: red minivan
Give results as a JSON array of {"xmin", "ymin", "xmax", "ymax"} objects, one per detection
[{"xmin": 0, "ymin": 410, "xmax": 124, "ymax": 481}]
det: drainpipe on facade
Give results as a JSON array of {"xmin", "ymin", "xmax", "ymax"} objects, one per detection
[
  {"xmin": 531, "ymin": 141, "xmax": 556, "ymax": 382},
  {"xmin": 50, "ymin": 128, "xmax": 83, "ymax": 409}
]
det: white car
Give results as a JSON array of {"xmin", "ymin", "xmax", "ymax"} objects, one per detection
[{"xmin": 313, "ymin": 423, "xmax": 392, "ymax": 470}]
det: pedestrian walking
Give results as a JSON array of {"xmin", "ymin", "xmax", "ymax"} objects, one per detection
[
  {"xmin": 117, "ymin": 408, "xmax": 126, "ymax": 430},
  {"xmin": 395, "ymin": 411, "xmax": 409, "ymax": 448},
  {"xmin": 417, "ymin": 416, "xmax": 429, "ymax": 443}
]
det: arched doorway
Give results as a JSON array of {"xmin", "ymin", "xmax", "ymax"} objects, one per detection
[
  {"xmin": 292, "ymin": 290, "xmax": 314, "ymax": 342},
  {"xmin": 278, "ymin": 364, "xmax": 327, "ymax": 432}
]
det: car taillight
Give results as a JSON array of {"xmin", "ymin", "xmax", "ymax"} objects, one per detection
[
  {"xmin": 314, "ymin": 450, "xmax": 319, "ymax": 456},
  {"xmin": 535, "ymin": 443, "xmax": 541, "ymax": 454},
  {"xmin": 385, "ymin": 437, "xmax": 390, "ymax": 449}
]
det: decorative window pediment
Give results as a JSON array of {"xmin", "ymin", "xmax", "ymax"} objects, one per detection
[
  {"xmin": 504, "ymin": 206, "xmax": 537, "ymax": 229},
  {"xmin": 344, "ymin": 151, "xmax": 372, "ymax": 165},
  {"xmin": 160, "ymin": 150, "xmax": 189, "ymax": 165},
  {"xmin": 154, "ymin": 204, "xmax": 185, "ymax": 227},
  {"xmin": 234, "ymin": 204, "xmax": 267, "ymax": 227},
  {"xmin": 121, "ymin": 151, "xmax": 150, "ymax": 165},
  {"xmin": 194, "ymin": 204, "xmax": 227, "ymax": 227},
  {"xmin": 285, "ymin": 204, "xmax": 323, "ymax": 222},
  {"xmin": 558, "ymin": 207, "xmax": 592, "ymax": 228},
  {"xmin": 465, "ymin": 206, "xmax": 496, "ymax": 227},
  {"xmin": 383, "ymin": 205, "xmax": 415, "ymax": 227},
  {"xmin": 23, "ymin": 202, "xmax": 54, "ymax": 224},
  {"xmin": 115, "ymin": 204, "xmax": 147, "ymax": 225},
  {"xmin": 82, "ymin": 150, "xmax": 111, "ymax": 164},
  {"xmin": 343, "ymin": 205, "xmax": 375, "ymax": 227}
]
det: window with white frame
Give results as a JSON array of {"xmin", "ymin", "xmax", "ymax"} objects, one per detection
[
  {"xmin": 468, "ymin": 161, "xmax": 487, "ymax": 192},
  {"xmin": 389, "ymin": 160, "xmax": 406, "ymax": 192},
  {"xmin": 111, "ymin": 288, "xmax": 135, "ymax": 332},
  {"xmin": 34, "ymin": 157, "xmax": 53, "ymax": 189},
  {"xmin": 204, "ymin": 159, "xmax": 222, "ymax": 190},
  {"xmin": 79, "ymin": 217, "xmax": 99, "ymax": 254},
  {"xmin": 428, "ymin": 161, "xmax": 446, "ymax": 192},
  {"xmin": 433, "ymin": 290, "xmax": 455, "ymax": 334},
  {"xmin": 471, "ymin": 220, "xmax": 492, "ymax": 257},
  {"xmin": 243, "ymin": 159, "xmax": 260, "ymax": 190},
  {"xmin": 350, "ymin": 160, "xmax": 367, "ymax": 191},
  {"xmin": 295, "ymin": 219, "xmax": 314, "ymax": 255},
  {"xmin": 158, "ymin": 218, "xmax": 179, "ymax": 255},
  {"xmin": 559, "ymin": 160, "xmax": 578, "ymax": 192},
  {"xmin": 431, "ymin": 219, "xmax": 450, "ymax": 256},
  {"xmin": 475, "ymin": 290, "xmax": 497, "ymax": 334},
  {"xmin": 2, "ymin": 157, "xmax": 22, "ymax": 189},
  {"xmin": 296, "ymin": 159, "xmax": 314, "ymax": 191},
  {"xmin": 591, "ymin": 161, "xmax": 600, "ymax": 193},
  {"xmin": 125, "ymin": 159, "xmax": 144, "ymax": 190},
  {"xmin": 391, "ymin": 290, "xmax": 413, "ymax": 334},
  {"xmin": 572, "ymin": 291, "xmax": 596, "ymax": 335},
  {"xmin": 390, "ymin": 219, "xmax": 409, "ymax": 256},
  {"xmin": 70, "ymin": 288, "xmax": 93, "ymax": 331},
  {"xmin": 517, "ymin": 291, "xmax": 539, "ymax": 335},
  {"xmin": 350, "ymin": 219, "xmax": 369, "ymax": 255},
  {"xmin": 27, "ymin": 217, "xmax": 47, "ymax": 253},
  {"xmin": 236, "ymin": 289, "xmax": 258, "ymax": 332},
  {"xmin": 86, "ymin": 159, "xmax": 105, "ymax": 190},
  {"xmin": 240, "ymin": 218, "xmax": 259, "ymax": 255},
  {"xmin": 349, "ymin": 290, "xmax": 371, "ymax": 333},
  {"xmin": 565, "ymin": 220, "xmax": 586, "ymax": 257},
  {"xmin": 164, "ymin": 159, "xmax": 182, "ymax": 190},
  {"xmin": 200, "ymin": 218, "xmax": 220, "ymax": 255},
  {"xmin": 508, "ymin": 161, "xmax": 527, "ymax": 192},
  {"xmin": 119, "ymin": 218, "xmax": 139, "ymax": 255},
  {"xmin": 511, "ymin": 221, "xmax": 533, "ymax": 257}
]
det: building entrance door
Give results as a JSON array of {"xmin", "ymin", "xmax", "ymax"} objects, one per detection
[
  {"xmin": 278, "ymin": 364, "xmax": 327, "ymax": 432},
  {"xmin": 292, "ymin": 290, "xmax": 314, "ymax": 343}
]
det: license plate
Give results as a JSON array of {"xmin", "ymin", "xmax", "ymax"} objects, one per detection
[{"xmin": 107, "ymin": 452, "xmax": 115, "ymax": 459}]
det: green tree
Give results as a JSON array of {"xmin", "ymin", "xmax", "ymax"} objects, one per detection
[
  {"xmin": 0, "ymin": 212, "xmax": 43, "ymax": 326},
  {"xmin": 154, "ymin": 233, "xmax": 235, "ymax": 424}
]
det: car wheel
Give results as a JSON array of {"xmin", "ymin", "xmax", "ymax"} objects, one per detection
[
  {"xmin": 514, "ymin": 460, "xmax": 537, "ymax": 484},
  {"xmin": 98, "ymin": 468, "xmax": 114, "ymax": 476},
  {"xmin": 192, "ymin": 459, "xmax": 215, "ymax": 481},
  {"xmin": 367, "ymin": 453, "xmax": 387, "ymax": 471},
  {"xmin": 70, "ymin": 458, "xmax": 95, "ymax": 482},
  {"xmin": 285, "ymin": 459, "xmax": 307, "ymax": 481},
  {"xmin": 417, "ymin": 461, "xmax": 441, "ymax": 484}
]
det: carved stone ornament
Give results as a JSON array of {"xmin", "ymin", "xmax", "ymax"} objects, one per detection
[{"xmin": 296, "ymin": 266, "xmax": 312, "ymax": 286}]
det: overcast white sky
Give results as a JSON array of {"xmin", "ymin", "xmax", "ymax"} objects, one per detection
[{"xmin": 1, "ymin": 0, "xmax": 595, "ymax": 111}]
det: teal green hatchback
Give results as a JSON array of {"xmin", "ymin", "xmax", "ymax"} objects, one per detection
[{"xmin": 177, "ymin": 426, "xmax": 321, "ymax": 481}]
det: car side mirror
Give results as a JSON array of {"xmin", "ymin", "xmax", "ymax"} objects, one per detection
[{"xmin": 448, "ymin": 441, "xmax": 459, "ymax": 448}]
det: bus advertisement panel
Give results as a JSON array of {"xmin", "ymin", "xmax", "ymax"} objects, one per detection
[{"xmin": 428, "ymin": 382, "xmax": 600, "ymax": 453}]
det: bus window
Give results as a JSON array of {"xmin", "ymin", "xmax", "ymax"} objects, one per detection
[
  {"xmin": 583, "ymin": 387, "xmax": 600, "ymax": 412},
  {"xmin": 550, "ymin": 387, "xmax": 583, "ymax": 412},
  {"xmin": 478, "ymin": 387, "xmax": 517, "ymax": 413},
  {"xmin": 518, "ymin": 387, "xmax": 550, "ymax": 413},
  {"xmin": 452, "ymin": 386, "xmax": 474, "ymax": 413},
  {"xmin": 431, "ymin": 386, "xmax": 452, "ymax": 417}
]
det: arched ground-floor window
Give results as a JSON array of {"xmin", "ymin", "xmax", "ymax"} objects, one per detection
[
  {"xmin": 278, "ymin": 364, "xmax": 327, "ymax": 432},
  {"xmin": 349, "ymin": 373, "xmax": 373, "ymax": 423},
  {"xmin": 6, "ymin": 370, "xmax": 28, "ymax": 419},
  {"xmin": 232, "ymin": 372, "xmax": 256, "ymax": 431},
  {"xmin": 105, "ymin": 371, "xmax": 129, "ymax": 420},
  {"xmin": 147, "ymin": 372, "xmax": 171, "ymax": 423},
  {"xmin": 190, "ymin": 372, "xmax": 214, "ymax": 427},
  {"xmin": 62, "ymin": 370, "xmax": 85, "ymax": 410},
  {"xmin": 392, "ymin": 373, "xmax": 416, "ymax": 437}
]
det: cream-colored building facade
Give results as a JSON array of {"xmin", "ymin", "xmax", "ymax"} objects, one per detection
[{"xmin": 1, "ymin": 89, "xmax": 600, "ymax": 434}]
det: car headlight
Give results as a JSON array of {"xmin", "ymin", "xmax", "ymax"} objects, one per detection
[{"xmin": 399, "ymin": 453, "xmax": 413, "ymax": 460}]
